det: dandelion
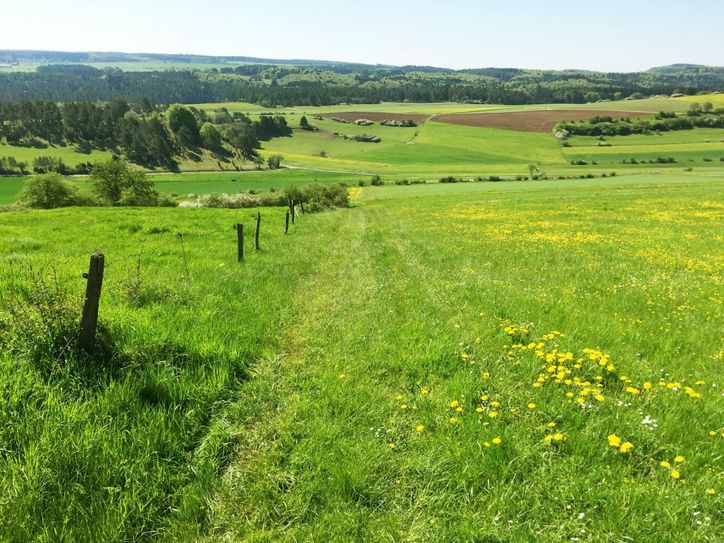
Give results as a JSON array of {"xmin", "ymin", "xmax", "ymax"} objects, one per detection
[
  {"xmin": 492, "ymin": 436, "xmax": 502, "ymax": 445},
  {"xmin": 449, "ymin": 400, "xmax": 459, "ymax": 408},
  {"xmin": 481, "ymin": 394, "xmax": 489, "ymax": 401},
  {"xmin": 475, "ymin": 407, "xmax": 483, "ymax": 413},
  {"xmin": 619, "ymin": 442, "xmax": 634, "ymax": 454},
  {"xmin": 706, "ymin": 488, "xmax": 716, "ymax": 496},
  {"xmin": 608, "ymin": 434, "xmax": 622, "ymax": 448},
  {"xmin": 670, "ymin": 470, "xmax": 681, "ymax": 480},
  {"xmin": 594, "ymin": 394, "xmax": 605, "ymax": 402},
  {"xmin": 449, "ymin": 417, "xmax": 458, "ymax": 424},
  {"xmin": 625, "ymin": 386, "xmax": 640, "ymax": 395},
  {"xmin": 488, "ymin": 411, "xmax": 498, "ymax": 418},
  {"xmin": 455, "ymin": 406, "xmax": 463, "ymax": 413},
  {"xmin": 643, "ymin": 382, "xmax": 653, "ymax": 390},
  {"xmin": 483, "ymin": 441, "xmax": 490, "ymax": 448},
  {"xmin": 416, "ymin": 424, "xmax": 425, "ymax": 433},
  {"xmin": 660, "ymin": 460, "xmax": 671, "ymax": 469},
  {"xmin": 420, "ymin": 388, "xmax": 429, "ymax": 396},
  {"xmin": 527, "ymin": 402, "xmax": 537, "ymax": 410},
  {"xmin": 482, "ymin": 372, "xmax": 490, "ymax": 380},
  {"xmin": 339, "ymin": 373, "xmax": 347, "ymax": 379},
  {"xmin": 387, "ymin": 443, "xmax": 396, "ymax": 449},
  {"xmin": 674, "ymin": 455, "xmax": 685, "ymax": 463},
  {"xmin": 400, "ymin": 404, "xmax": 408, "ymax": 409}
]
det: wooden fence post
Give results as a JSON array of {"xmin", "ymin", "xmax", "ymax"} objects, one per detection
[
  {"xmin": 290, "ymin": 199, "xmax": 296, "ymax": 224},
  {"xmin": 299, "ymin": 200, "xmax": 305, "ymax": 215},
  {"xmin": 235, "ymin": 223, "xmax": 244, "ymax": 262},
  {"xmin": 79, "ymin": 252, "xmax": 104, "ymax": 352},
  {"xmin": 285, "ymin": 211, "xmax": 290, "ymax": 234},
  {"xmin": 255, "ymin": 212, "xmax": 261, "ymax": 250}
]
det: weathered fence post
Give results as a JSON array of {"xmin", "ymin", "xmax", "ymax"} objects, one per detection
[
  {"xmin": 290, "ymin": 199, "xmax": 296, "ymax": 224},
  {"xmin": 255, "ymin": 212, "xmax": 261, "ymax": 251},
  {"xmin": 285, "ymin": 211, "xmax": 290, "ymax": 234},
  {"xmin": 79, "ymin": 252, "xmax": 104, "ymax": 352},
  {"xmin": 235, "ymin": 223, "xmax": 244, "ymax": 262},
  {"xmin": 299, "ymin": 200, "xmax": 305, "ymax": 215}
]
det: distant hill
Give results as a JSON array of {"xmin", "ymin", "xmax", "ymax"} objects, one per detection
[{"xmin": 0, "ymin": 50, "xmax": 722, "ymax": 106}]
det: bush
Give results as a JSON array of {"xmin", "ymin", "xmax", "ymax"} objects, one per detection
[
  {"xmin": 91, "ymin": 159, "xmax": 172, "ymax": 207},
  {"xmin": 300, "ymin": 184, "xmax": 349, "ymax": 212},
  {"xmin": 370, "ymin": 175, "xmax": 384, "ymax": 186},
  {"xmin": 19, "ymin": 174, "xmax": 97, "ymax": 209}
]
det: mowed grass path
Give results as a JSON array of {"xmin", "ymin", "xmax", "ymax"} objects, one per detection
[{"xmin": 202, "ymin": 175, "xmax": 723, "ymax": 541}]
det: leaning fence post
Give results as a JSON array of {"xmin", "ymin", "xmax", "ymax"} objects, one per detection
[
  {"xmin": 285, "ymin": 211, "xmax": 290, "ymax": 234},
  {"xmin": 235, "ymin": 223, "xmax": 244, "ymax": 262},
  {"xmin": 255, "ymin": 212, "xmax": 261, "ymax": 251},
  {"xmin": 79, "ymin": 252, "xmax": 104, "ymax": 352}
]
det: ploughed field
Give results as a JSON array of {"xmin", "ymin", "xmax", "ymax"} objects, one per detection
[
  {"xmin": 1, "ymin": 173, "xmax": 722, "ymax": 541},
  {"xmin": 432, "ymin": 109, "xmax": 651, "ymax": 132}
]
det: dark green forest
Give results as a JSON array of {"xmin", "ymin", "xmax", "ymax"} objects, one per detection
[{"xmin": 0, "ymin": 57, "xmax": 722, "ymax": 106}]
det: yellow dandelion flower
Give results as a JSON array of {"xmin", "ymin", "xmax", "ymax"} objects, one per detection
[
  {"xmin": 643, "ymin": 382, "xmax": 652, "ymax": 390},
  {"xmin": 387, "ymin": 443, "xmax": 395, "ymax": 449},
  {"xmin": 670, "ymin": 470, "xmax": 681, "ymax": 480},
  {"xmin": 706, "ymin": 488, "xmax": 716, "ymax": 496},
  {"xmin": 566, "ymin": 392, "xmax": 574, "ymax": 399},
  {"xmin": 491, "ymin": 401, "xmax": 501, "ymax": 408},
  {"xmin": 475, "ymin": 407, "xmax": 483, "ymax": 413},
  {"xmin": 480, "ymin": 394, "xmax": 489, "ymax": 401},
  {"xmin": 547, "ymin": 422, "xmax": 557, "ymax": 428},
  {"xmin": 400, "ymin": 404, "xmax": 408, "ymax": 409},
  {"xmin": 527, "ymin": 402, "xmax": 537, "ymax": 410},
  {"xmin": 594, "ymin": 394, "xmax": 605, "ymax": 402},
  {"xmin": 420, "ymin": 388, "xmax": 429, "ymax": 396},
  {"xmin": 395, "ymin": 394, "xmax": 403, "ymax": 401},
  {"xmin": 483, "ymin": 441, "xmax": 490, "ymax": 448},
  {"xmin": 455, "ymin": 406, "xmax": 463, "ymax": 413},
  {"xmin": 482, "ymin": 372, "xmax": 490, "ymax": 380},
  {"xmin": 449, "ymin": 417, "xmax": 458, "ymax": 424},
  {"xmin": 660, "ymin": 460, "xmax": 671, "ymax": 469},
  {"xmin": 608, "ymin": 434, "xmax": 622, "ymax": 448},
  {"xmin": 619, "ymin": 442, "xmax": 634, "ymax": 454},
  {"xmin": 625, "ymin": 386, "xmax": 640, "ymax": 395},
  {"xmin": 492, "ymin": 437, "xmax": 502, "ymax": 445},
  {"xmin": 449, "ymin": 400, "xmax": 459, "ymax": 408},
  {"xmin": 488, "ymin": 411, "xmax": 498, "ymax": 418},
  {"xmin": 674, "ymin": 455, "xmax": 684, "ymax": 463},
  {"xmin": 339, "ymin": 373, "xmax": 347, "ymax": 379},
  {"xmin": 416, "ymin": 424, "xmax": 425, "ymax": 433}
]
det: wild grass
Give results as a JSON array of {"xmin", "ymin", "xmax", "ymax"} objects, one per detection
[{"xmin": 0, "ymin": 173, "xmax": 721, "ymax": 541}]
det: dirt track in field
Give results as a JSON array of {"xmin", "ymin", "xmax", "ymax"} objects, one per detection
[
  {"xmin": 323, "ymin": 112, "xmax": 430, "ymax": 123},
  {"xmin": 432, "ymin": 109, "xmax": 651, "ymax": 132}
]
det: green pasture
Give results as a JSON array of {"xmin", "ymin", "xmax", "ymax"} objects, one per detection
[
  {"xmin": 1, "ymin": 173, "xmax": 721, "ymax": 541},
  {"xmin": 0, "ymin": 143, "xmax": 113, "ymax": 166}
]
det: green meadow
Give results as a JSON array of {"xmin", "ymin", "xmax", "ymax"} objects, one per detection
[{"xmin": 1, "ymin": 172, "xmax": 722, "ymax": 541}]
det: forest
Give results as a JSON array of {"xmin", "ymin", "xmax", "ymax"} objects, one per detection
[{"xmin": 0, "ymin": 62, "xmax": 722, "ymax": 106}]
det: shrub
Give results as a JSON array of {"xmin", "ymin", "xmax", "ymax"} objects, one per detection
[
  {"xmin": 370, "ymin": 175, "xmax": 384, "ymax": 186},
  {"xmin": 299, "ymin": 184, "xmax": 350, "ymax": 212},
  {"xmin": 19, "ymin": 174, "xmax": 97, "ymax": 209}
]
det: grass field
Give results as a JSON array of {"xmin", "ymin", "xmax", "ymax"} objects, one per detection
[
  {"xmin": 0, "ymin": 172, "xmax": 722, "ymax": 541},
  {"xmin": 0, "ymin": 97, "xmax": 721, "ymax": 197}
]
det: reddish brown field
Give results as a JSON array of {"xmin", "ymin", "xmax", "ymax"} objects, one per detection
[
  {"xmin": 432, "ymin": 109, "xmax": 651, "ymax": 132},
  {"xmin": 323, "ymin": 112, "xmax": 430, "ymax": 123}
]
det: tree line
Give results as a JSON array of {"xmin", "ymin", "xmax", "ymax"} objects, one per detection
[
  {"xmin": 0, "ymin": 100, "xmax": 290, "ymax": 171},
  {"xmin": 556, "ymin": 103, "xmax": 724, "ymax": 137},
  {"xmin": 0, "ymin": 64, "xmax": 721, "ymax": 107}
]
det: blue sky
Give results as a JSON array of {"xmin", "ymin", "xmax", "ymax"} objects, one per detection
[{"xmin": 3, "ymin": 0, "xmax": 722, "ymax": 71}]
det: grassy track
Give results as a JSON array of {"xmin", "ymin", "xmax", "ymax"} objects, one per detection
[{"xmin": 198, "ymin": 174, "xmax": 723, "ymax": 541}]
